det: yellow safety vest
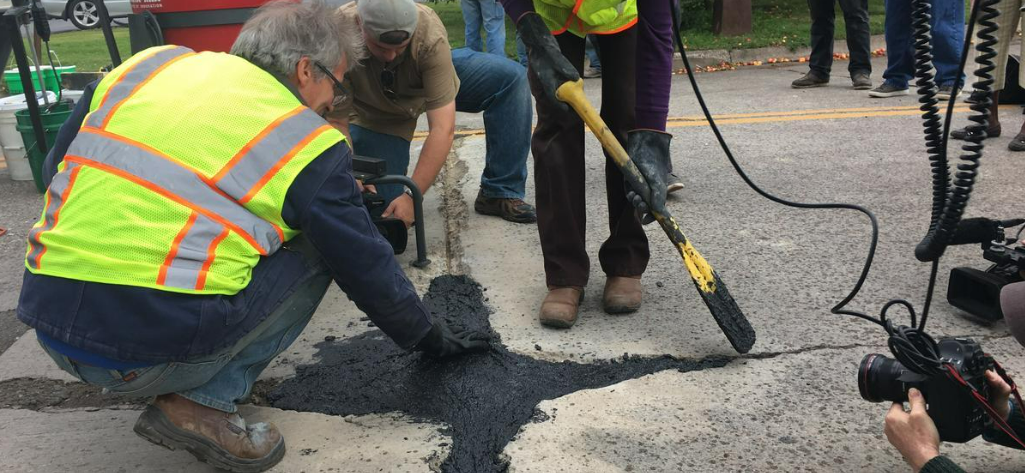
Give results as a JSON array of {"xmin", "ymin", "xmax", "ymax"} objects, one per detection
[
  {"xmin": 25, "ymin": 45, "xmax": 344, "ymax": 295},
  {"xmin": 533, "ymin": 0, "xmax": 637, "ymax": 37}
]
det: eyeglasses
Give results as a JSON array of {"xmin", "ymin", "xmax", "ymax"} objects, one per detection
[
  {"xmin": 380, "ymin": 68, "xmax": 398, "ymax": 101},
  {"xmin": 314, "ymin": 62, "xmax": 349, "ymax": 107}
]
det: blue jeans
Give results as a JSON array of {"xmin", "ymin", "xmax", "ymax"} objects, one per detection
[
  {"xmin": 461, "ymin": 0, "xmax": 507, "ymax": 56},
  {"xmin": 352, "ymin": 48, "xmax": 531, "ymax": 204},
  {"xmin": 40, "ymin": 236, "xmax": 332, "ymax": 413},
  {"xmin": 516, "ymin": 31, "xmax": 529, "ymax": 67},
  {"xmin": 586, "ymin": 35, "xmax": 601, "ymax": 71},
  {"xmin": 882, "ymin": 0, "xmax": 965, "ymax": 88}
]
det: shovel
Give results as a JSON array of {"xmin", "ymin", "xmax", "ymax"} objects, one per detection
[{"xmin": 555, "ymin": 79, "xmax": 755, "ymax": 354}]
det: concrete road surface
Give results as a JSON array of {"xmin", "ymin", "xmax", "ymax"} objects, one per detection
[{"xmin": 1, "ymin": 55, "xmax": 1024, "ymax": 472}]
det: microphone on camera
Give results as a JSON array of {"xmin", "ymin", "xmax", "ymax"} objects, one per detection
[{"xmin": 949, "ymin": 217, "xmax": 1025, "ymax": 245}]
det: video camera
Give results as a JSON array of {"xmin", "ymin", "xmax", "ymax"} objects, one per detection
[
  {"xmin": 859, "ymin": 337, "xmax": 994, "ymax": 442},
  {"xmin": 947, "ymin": 218, "xmax": 1025, "ymax": 322}
]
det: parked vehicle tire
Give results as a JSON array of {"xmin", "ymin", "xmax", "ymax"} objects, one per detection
[{"xmin": 68, "ymin": 0, "xmax": 100, "ymax": 30}]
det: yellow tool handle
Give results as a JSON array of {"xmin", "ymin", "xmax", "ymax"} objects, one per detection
[{"xmin": 555, "ymin": 79, "xmax": 717, "ymax": 293}]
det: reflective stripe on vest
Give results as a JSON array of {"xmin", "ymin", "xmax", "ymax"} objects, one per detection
[
  {"xmin": 212, "ymin": 106, "xmax": 331, "ymax": 204},
  {"xmin": 158, "ymin": 212, "xmax": 229, "ymax": 290},
  {"xmin": 87, "ymin": 46, "xmax": 194, "ymax": 130},
  {"xmin": 65, "ymin": 130, "xmax": 282, "ymax": 254},
  {"xmin": 26, "ymin": 163, "xmax": 82, "ymax": 270}
]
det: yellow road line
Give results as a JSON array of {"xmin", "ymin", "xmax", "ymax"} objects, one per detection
[{"xmin": 411, "ymin": 104, "xmax": 1011, "ymax": 140}]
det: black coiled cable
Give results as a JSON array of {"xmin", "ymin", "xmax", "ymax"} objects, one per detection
[
  {"xmin": 914, "ymin": 0, "xmax": 999, "ymax": 264},
  {"xmin": 667, "ymin": 0, "xmax": 1000, "ymax": 376}
]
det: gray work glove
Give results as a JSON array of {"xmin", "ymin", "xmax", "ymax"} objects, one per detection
[
  {"xmin": 414, "ymin": 321, "xmax": 491, "ymax": 358},
  {"xmin": 517, "ymin": 12, "xmax": 580, "ymax": 113},
  {"xmin": 625, "ymin": 129, "xmax": 673, "ymax": 225}
]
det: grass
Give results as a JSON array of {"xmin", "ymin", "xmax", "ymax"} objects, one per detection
[{"xmin": 5, "ymin": 28, "xmax": 132, "ymax": 74}]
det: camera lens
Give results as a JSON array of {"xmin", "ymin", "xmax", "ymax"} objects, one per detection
[{"xmin": 858, "ymin": 354, "xmax": 909, "ymax": 403}]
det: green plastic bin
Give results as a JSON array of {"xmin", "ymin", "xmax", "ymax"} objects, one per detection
[
  {"xmin": 5, "ymin": 66, "xmax": 77, "ymax": 94},
  {"xmin": 16, "ymin": 101, "xmax": 72, "ymax": 193}
]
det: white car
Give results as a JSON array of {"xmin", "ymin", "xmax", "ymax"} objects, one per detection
[{"xmin": 39, "ymin": 0, "xmax": 130, "ymax": 30}]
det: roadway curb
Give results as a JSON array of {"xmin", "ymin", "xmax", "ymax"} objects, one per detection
[{"xmin": 677, "ymin": 34, "xmax": 888, "ymax": 71}]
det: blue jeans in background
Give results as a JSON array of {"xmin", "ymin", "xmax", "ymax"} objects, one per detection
[
  {"xmin": 585, "ymin": 34, "xmax": 602, "ymax": 71},
  {"xmin": 516, "ymin": 30, "xmax": 529, "ymax": 67},
  {"xmin": 352, "ymin": 48, "xmax": 531, "ymax": 204},
  {"xmin": 40, "ymin": 236, "xmax": 332, "ymax": 413},
  {"xmin": 882, "ymin": 0, "xmax": 965, "ymax": 88},
  {"xmin": 461, "ymin": 0, "xmax": 507, "ymax": 56}
]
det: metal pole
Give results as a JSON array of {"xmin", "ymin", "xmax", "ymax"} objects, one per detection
[
  {"xmin": 4, "ymin": 6, "xmax": 47, "ymax": 155},
  {"xmin": 95, "ymin": 0, "xmax": 121, "ymax": 67},
  {"xmin": 23, "ymin": 21, "xmax": 47, "ymax": 106}
]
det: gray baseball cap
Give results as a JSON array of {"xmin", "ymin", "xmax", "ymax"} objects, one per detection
[{"xmin": 357, "ymin": 0, "xmax": 418, "ymax": 45}]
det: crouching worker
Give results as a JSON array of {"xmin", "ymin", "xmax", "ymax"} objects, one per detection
[{"xmin": 16, "ymin": 2, "xmax": 490, "ymax": 471}]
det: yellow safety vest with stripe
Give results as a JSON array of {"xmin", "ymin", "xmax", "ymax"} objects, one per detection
[
  {"xmin": 533, "ymin": 0, "xmax": 637, "ymax": 37},
  {"xmin": 24, "ymin": 45, "xmax": 344, "ymax": 295}
]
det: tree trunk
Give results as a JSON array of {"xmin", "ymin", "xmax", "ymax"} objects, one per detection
[{"xmin": 712, "ymin": 0, "xmax": 752, "ymax": 36}]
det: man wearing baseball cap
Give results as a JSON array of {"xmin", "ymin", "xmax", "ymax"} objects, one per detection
[{"xmin": 329, "ymin": 0, "xmax": 536, "ymax": 226}]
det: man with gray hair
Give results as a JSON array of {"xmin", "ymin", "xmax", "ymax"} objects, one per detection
[{"xmin": 18, "ymin": 1, "xmax": 488, "ymax": 471}]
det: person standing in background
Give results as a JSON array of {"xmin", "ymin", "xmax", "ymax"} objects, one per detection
[
  {"xmin": 791, "ymin": 0, "xmax": 872, "ymax": 90},
  {"xmin": 462, "ymin": 0, "xmax": 508, "ymax": 56}
]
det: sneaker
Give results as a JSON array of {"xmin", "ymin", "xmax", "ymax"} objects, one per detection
[
  {"xmin": 791, "ymin": 71, "xmax": 829, "ymax": 89},
  {"xmin": 474, "ymin": 191, "xmax": 537, "ymax": 223},
  {"xmin": 869, "ymin": 82, "xmax": 909, "ymax": 98},
  {"xmin": 583, "ymin": 67, "xmax": 602, "ymax": 79},
  {"xmin": 951, "ymin": 124, "xmax": 1001, "ymax": 140},
  {"xmin": 936, "ymin": 83, "xmax": 961, "ymax": 101},
  {"xmin": 964, "ymin": 90, "xmax": 990, "ymax": 104},
  {"xmin": 666, "ymin": 172, "xmax": 684, "ymax": 194},
  {"xmin": 851, "ymin": 72, "xmax": 872, "ymax": 90}
]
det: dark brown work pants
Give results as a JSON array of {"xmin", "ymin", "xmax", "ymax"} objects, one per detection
[{"xmin": 528, "ymin": 27, "xmax": 649, "ymax": 288}]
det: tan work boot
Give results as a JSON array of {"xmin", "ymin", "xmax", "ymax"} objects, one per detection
[
  {"xmin": 603, "ymin": 276, "xmax": 642, "ymax": 314},
  {"xmin": 539, "ymin": 286, "xmax": 584, "ymax": 328},
  {"xmin": 134, "ymin": 394, "xmax": 285, "ymax": 472}
]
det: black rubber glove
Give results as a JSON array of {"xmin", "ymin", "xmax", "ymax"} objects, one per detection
[
  {"xmin": 624, "ymin": 129, "xmax": 672, "ymax": 225},
  {"xmin": 414, "ymin": 322, "xmax": 491, "ymax": 358},
  {"xmin": 517, "ymin": 12, "xmax": 579, "ymax": 113}
]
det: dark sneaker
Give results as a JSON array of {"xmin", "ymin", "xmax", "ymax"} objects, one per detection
[
  {"xmin": 951, "ymin": 124, "xmax": 1001, "ymax": 140},
  {"xmin": 869, "ymin": 82, "xmax": 909, "ymax": 98},
  {"xmin": 851, "ymin": 72, "xmax": 872, "ymax": 90},
  {"xmin": 134, "ymin": 394, "xmax": 285, "ymax": 473},
  {"xmin": 474, "ymin": 191, "xmax": 537, "ymax": 223},
  {"xmin": 964, "ymin": 90, "xmax": 990, "ymax": 104},
  {"xmin": 1009, "ymin": 133, "xmax": 1025, "ymax": 151},
  {"xmin": 666, "ymin": 172, "xmax": 684, "ymax": 194},
  {"xmin": 583, "ymin": 67, "xmax": 602, "ymax": 79},
  {"xmin": 791, "ymin": 71, "xmax": 829, "ymax": 89},
  {"xmin": 936, "ymin": 83, "xmax": 961, "ymax": 101}
]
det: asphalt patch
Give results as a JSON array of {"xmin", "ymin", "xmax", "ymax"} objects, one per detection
[{"xmin": 268, "ymin": 275, "xmax": 732, "ymax": 472}]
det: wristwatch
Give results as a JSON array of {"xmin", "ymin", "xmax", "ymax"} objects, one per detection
[{"xmin": 403, "ymin": 189, "xmax": 414, "ymax": 199}]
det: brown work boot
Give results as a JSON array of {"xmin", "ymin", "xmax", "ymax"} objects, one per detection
[
  {"xmin": 133, "ymin": 394, "xmax": 285, "ymax": 472},
  {"xmin": 539, "ymin": 286, "xmax": 583, "ymax": 328},
  {"xmin": 603, "ymin": 276, "xmax": 642, "ymax": 314},
  {"xmin": 474, "ymin": 191, "xmax": 537, "ymax": 224}
]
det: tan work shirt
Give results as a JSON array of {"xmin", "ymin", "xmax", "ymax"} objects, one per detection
[{"xmin": 330, "ymin": 3, "xmax": 459, "ymax": 141}]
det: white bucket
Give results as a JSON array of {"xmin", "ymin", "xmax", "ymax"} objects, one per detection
[
  {"xmin": 4, "ymin": 145, "xmax": 30, "ymax": 180},
  {"xmin": 0, "ymin": 92, "xmax": 57, "ymax": 181}
]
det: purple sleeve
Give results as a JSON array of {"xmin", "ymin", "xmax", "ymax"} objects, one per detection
[
  {"xmin": 498, "ymin": 0, "xmax": 535, "ymax": 22},
  {"xmin": 634, "ymin": 0, "xmax": 673, "ymax": 131}
]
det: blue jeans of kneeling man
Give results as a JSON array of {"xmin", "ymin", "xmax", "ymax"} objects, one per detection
[
  {"xmin": 39, "ymin": 235, "xmax": 332, "ymax": 413},
  {"xmin": 352, "ymin": 47, "xmax": 531, "ymax": 204}
]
